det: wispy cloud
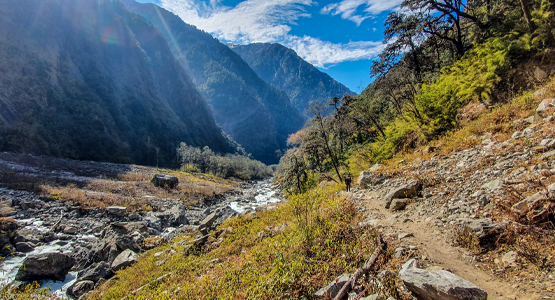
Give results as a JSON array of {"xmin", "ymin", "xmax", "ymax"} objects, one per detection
[
  {"xmin": 321, "ymin": 0, "xmax": 403, "ymax": 26},
  {"xmin": 158, "ymin": 0, "xmax": 388, "ymax": 67}
]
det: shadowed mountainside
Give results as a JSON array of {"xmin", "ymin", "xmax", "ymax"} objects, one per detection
[
  {"xmin": 0, "ymin": 0, "xmax": 237, "ymax": 166},
  {"xmin": 121, "ymin": 0, "xmax": 306, "ymax": 164}
]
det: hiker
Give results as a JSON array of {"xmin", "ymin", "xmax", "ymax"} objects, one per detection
[{"xmin": 345, "ymin": 175, "xmax": 352, "ymax": 192}]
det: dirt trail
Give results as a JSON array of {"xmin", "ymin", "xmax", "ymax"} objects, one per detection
[{"xmin": 353, "ymin": 192, "xmax": 543, "ymax": 300}]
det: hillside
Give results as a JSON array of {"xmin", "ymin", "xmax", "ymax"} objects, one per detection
[
  {"xmin": 0, "ymin": 0, "xmax": 236, "ymax": 167},
  {"xmin": 231, "ymin": 43, "xmax": 356, "ymax": 114},
  {"xmin": 121, "ymin": 0, "xmax": 306, "ymax": 164}
]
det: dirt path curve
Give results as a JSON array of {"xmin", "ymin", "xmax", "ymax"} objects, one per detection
[{"xmin": 350, "ymin": 191, "xmax": 543, "ymax": 300}]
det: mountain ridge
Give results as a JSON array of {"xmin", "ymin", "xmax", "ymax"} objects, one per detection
[{"xmin": 230, "ymin": 42, "xmax": 356, "ymax": 114}]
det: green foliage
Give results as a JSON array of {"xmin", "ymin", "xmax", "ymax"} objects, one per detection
[{"xmin": 177, "ymin": 143, "xmax": 272, "ymax": 180}]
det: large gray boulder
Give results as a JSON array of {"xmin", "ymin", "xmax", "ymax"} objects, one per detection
[
  {"xmin": 357, "ymin": 171, "xmax": 373, "ymax": 189},
  {"xmin": 384, "ymin": 181, "xmax": 422, "ymax": 209},
  {"xmin": 78, "ymin": 261, "xmax": 113, "ymax": 282},
  {"xmin": 100, "ymin": 222, "xmax": 148, "ymax": 264},
  {"xmin": 198, "ymin": 212, "xmax": 219, "ymax": 235},
  {"xmin": 111, "ymin": 249, "xmax": 138, "ymax": 272},
  {"xmin": 151, "ymin": 174, "xmax": 179, "ymax": 189},
  {"xmin": 15, "ymin": 252, "xmax": 75, "ymax": 281},
  {"xmin": 67, "ymin": 280, "xmax": 95, "ymax": 299},
  {"xmin": 314, "ymin": 273, "xmax": 350, "ymax": 299},
  {"xmin": 399, "ymin": 259, "xmax": 487, "ymax": 300}
]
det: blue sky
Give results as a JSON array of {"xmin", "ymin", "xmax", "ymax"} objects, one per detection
[{"xmin": 138, "ymin": 0, "xmax": 403, "ymax": 93}]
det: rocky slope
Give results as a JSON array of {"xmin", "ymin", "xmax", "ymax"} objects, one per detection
[
  {"xmin": 231, "ymin": 43, "xmax": 355, "ymax": 114},
  {"xmin": 0, "ymin": 0, "xmax": 237, "ymax": 167},
  {"xmin": 121, "ymin": 0, "xmax": 306, "ymax": 164},
  {"xmin": 346, "ymin": 94, "xmax": 555, "ymax": 299}
]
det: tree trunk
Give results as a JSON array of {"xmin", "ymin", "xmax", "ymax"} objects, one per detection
[{"xmin": 520, "ymin": 0, "xmax": 536, "ymax": 33}]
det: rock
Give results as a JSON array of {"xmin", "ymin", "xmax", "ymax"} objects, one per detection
[
  {"xmin": 384, "ymin": 181, "xmax": 422, "ymax": 209},
  {"xmin": 502, "ymin": 251, "xmax": 519, "ymax": 267},
  {"xmin": 390, "ymin": 198, "xmax": 410, "ymax": 210},
  {"xmin": 536, "ymin": 98, "xmax": 555, "ymax": 117},
  {"xmin": 111, "ymin": 249, "xmax": 138, "ymax": 272},
  {"xmin": 0, "ymin": 218, "xmax": 18, "ymax": 256},
  {"xmin": 357, "ymin": 171, "xmax": 373, "ymax": 189},
  {"xmin": 314, "ymin": 273, "xmax": 350, "ymax": 299},
  {"xmin": 459, "ymin": 218, "xmax": 508, "ymax": 252},
  {"xmin": 532, "ymin": 146, "xmax": 548, "ymax": 153},
  {"xmin": 511, "ymin": 191, "xmax": 546, "ymax": 217},
  {"xmin": 481, "ymin": 179, "xmax": 503, "ymax": 190},
  {"xmin": 399, "ymin": 259, "xmax": 487, "ymax": 300},
  {"xmin": 106, "ymin": 206, "xmax": 127, "ymax": 216},
  {"xmin": 360, "ymin": 295, "xmax": 386, "ymax": 300},
  {"xmin": 78, "ymin": 262, "xmax": 113, "ymax": 282},
  {"xmin": 143, "ymin": 212, "xmax": 162, "ymax": 231},
  {"xmin": 67, "ymin": 280, "xmax": 95, "ymax": 299},
  {"xmin": 63, "ymin": 226, "xmax": 79, "ymax": 234},
  {"xmin": 423, "ymin": 146, "xmax": 436, "ymax": 153},
  {"xmin": 15, "ymin": 252, "xmax": 75, "ymax": 281},
  {"xmin": 151, "ymin": 174, "xmax": 179, "ymax": 189},
  {"xmin": 398, "ymin": 233, "xmax": 414, "ymax": 240},
  {"xmin": 15, "ymin": 242, "xmax": 35, "ymax": 253},
  {"xmin": 100, "ymin": 222, "xmax": 148, "ymax": 263},
  {"xmin": 395, "ymin": 247, "xmax": 406, "ymax": 259},
  {"xmin": 198, "ymin": 212, "xmax": 219, "ymax": 235},
  {"xmin": 70, "ymin": 240, "xmax": 106, "ymax": 271},
  {"xmin": 155, "ymin": 204, "xmax": 189, "ymax": 227},
  {"xmin": 511, "ymin": 131, "xmax": 523, "ymax": 139}
]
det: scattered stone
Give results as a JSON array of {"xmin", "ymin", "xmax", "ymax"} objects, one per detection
[
  {"xmin": 314, "ymin": 273, "xmax": 351, "ymax": 299},
  {"xmin": 399, "ymin": 259, "xmax": 487, "ymax": 300},
  {"xmin": 198, "ymin": 212, "xmax": 218, "ymax": 235},
  {"xmin": 106, "ymin": 206, "xmax": 127, "ymax": 216},
  {"xmin": 398, "ymin": 233, "xmax": 414, "ymax": 240},
  {"xmin": 15, "ymin": 252, "xmax": 75, "ymax": 281},
  {"xmin": 63, "ymin": 226, "xmax": 79, "ymax": 234},
  {"xmin": 511, "ymin": 191, "xmax": 546, "ymax": 217},
  {"xmin": 481, "ymin": 179, "xmax": 503, "ymax": 190},
  {"xmin": 536, "ymin": 98, "xmax": 555, "ymax": 117},
  {"xmin": 360, "ymin": 295, "xmax": 386, "ymax": 300},
  {"xmin": 502, "ymin": 251, "xmax": 519, "ymax": 267},
  {"xmin": 151, "ymin": 174, "xmax": 179, "ymax": 189},
  {"xmin": 111, "ymin": 249, "xmax": 138, "ymax": 272},
  {"xmin": 532, "ymin": 146, "xmax": 548, "ymax": 153},
  {"xmin": 395, "ymin": 247, "xmax": 406, "ymax": 259}
]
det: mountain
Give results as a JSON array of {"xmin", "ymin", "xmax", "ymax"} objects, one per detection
[
  {"xmin": 121, "ymin": 0, "xmax": 306, "ymax": 164},
  {"xmin": 0, "ymin": 0, "xmax": 236, "ymax": 166},
  {"xmin": 230, "ymin": 43, "xmax": 356, "ymax": 114}
]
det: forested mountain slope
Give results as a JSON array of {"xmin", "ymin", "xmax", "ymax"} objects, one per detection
[
  {"xmin": 121, "ymin": 0, "xmax": 306, "ymax": 164},
  {"xmin": 231, "ymin": 43, "xmax": 355, "ymax": 114},
  {"xmin": 0, "ymin": 0, "xmax": 236, "ymax": 166}
]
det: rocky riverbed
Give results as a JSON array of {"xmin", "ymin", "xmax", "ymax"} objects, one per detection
[{"xmin": 0, "ymin": 153, "xmax": 283, "ymax": 298}]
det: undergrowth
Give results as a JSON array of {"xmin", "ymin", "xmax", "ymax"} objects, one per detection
[{"xmin": 89, "ymin": 184, "xmax": 404, "ymax": 300}]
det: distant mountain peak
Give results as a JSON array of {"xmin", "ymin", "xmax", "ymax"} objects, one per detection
[{"xmin": 231, "ymin": 42, "xmax": 356, "ymax": 114}]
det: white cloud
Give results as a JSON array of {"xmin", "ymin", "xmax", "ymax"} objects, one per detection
[
  {"xmin": 158, "ymin": 0, "xmax": 386, "ymax": 67},
  {"xmin": 287, "ymin": 36, "xmax": 384, "ymax": 68},
  {"xmin": 321, "ymin": 0, "xmax": 403, "ymax": 26}
]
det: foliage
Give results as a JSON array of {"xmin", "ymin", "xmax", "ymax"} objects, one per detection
[
  {"xmin": 177, "ymin": 143, "xmax": 272, "ymax": 180},
  {"xmin": 88, "ymin": 185, "xmax": 394, "ymax": 300},
  {"xmin": 0, "ymin": 282, "xmax": 52, "ymax": 300}
]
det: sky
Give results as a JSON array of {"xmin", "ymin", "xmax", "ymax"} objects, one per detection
[{"xmin": 139, "ymin": 0, "xmax": 404, "ymax": 93}]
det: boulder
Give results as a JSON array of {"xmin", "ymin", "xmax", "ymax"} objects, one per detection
[
  {"xmin": 100, "ymin": 222, "xmax": 148, "ymax": 263},
  {"xmin": 511, "ymin": 191, "xmax": 546, "ymax": 217},
  {"xmin": 151, "ymin": 174, "xmax": 179, "ymax": 189},
  {"xmin": 15, "ymin": 252, "xmax": 75, "ymax": 281},
  {"xmin": 0, "ymin": 218, "xmax": 19, "ymax": 256},
  {"xmin": 111, "ymin": 249, "xmax": 138, "ymax": 272},
  {"xmin": 459, "ymin": 218, "xmax": 508, "ymax": 252},
  {"xmin": 314, "ymin": 273, "xmax": 351, "ymax": 299},
  {"xmin": 78, "ymin": 262, "xmax": 113, "ymax": 282},
  {"xmin": 67, "ymin": 280, "xmax": 95, "ymax": 299},
  {"xmin": 536, "ymin": 98, "xmax": 555, "ymax": 117},
  {"xmin": 198, "ymin": 212, "xmax": 219, "ymax": 235},
  {"xmin": 384, "ymin": 181, "xmax": 422, "ymax": 209},
  {"xmin": 70, "ymin": 239, "xmax": 107, "ymax": 271},
  {"xmin": 106, "ymin": 206, "xmax": 127, "ymax": 216},
  {"xmin": 15, "ymin": 242, "xmax": 35, "ymax": 253},
  {"xmin": 481, "ymin": 179, "xmax": 503, "ymax": 190},
  {"xmin": 143, "ymin": 212, "xmax": 162, "ymax": 231},
  {"xmin": 390, "ymin": 199, "xmax": 410, "ymax": 211},
  {"xmin": 155, "ymin": 204, "xmax": 189, "ymax": 227},
  {"xmin": 357, "ymin": 171, "xmax": 373, "ymax": 189},
  {"xmin": 400, "ymin": 259, "xmax": 487, "ymax": 300}
]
